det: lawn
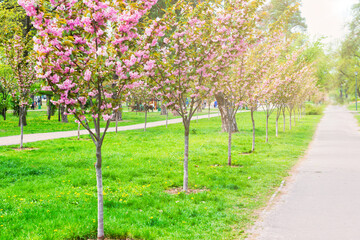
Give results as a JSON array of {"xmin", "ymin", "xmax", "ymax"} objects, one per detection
[
  {"xmin": 347, "ymin": 102, "xmax": 360, "ymax": 122},
  {"xmin": 347, "ymin": 102, "xmax": 359, "ymax": 111},
  {"xmin": 0, "ymin": 110, "xmax": 322, "ymax": 239},
  {"xmin": 0, "ymin": 107, "xmax": 218, "ymax": 137}
]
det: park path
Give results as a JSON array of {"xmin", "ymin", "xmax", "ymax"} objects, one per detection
[
  {"xmin": 0, "ymin": 113, "xmax": 219, "ymax": 146},
  {"xmin": 248, "ymin": 105, "xmax": 360, "ymax": 240}
]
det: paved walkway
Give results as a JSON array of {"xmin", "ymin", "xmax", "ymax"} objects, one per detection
[
  {"xmin": 0, "ymin": 113, "xmax": 219, "ymax": 146},
  {"xmin": 249, "ymin": 105, "xmax": 360, "ymax": 240}
]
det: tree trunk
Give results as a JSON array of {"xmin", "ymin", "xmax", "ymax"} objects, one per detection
[
  {"xmin": 95, "ymin": 144, "xmax": 104, "ymax": 240},
  {"xmin": 208, "ymin": 103, "xmax": 210, "ymax": 120},
  {"xmin": 289, "ymin": 109, "xmax": 292, "ymax": 130},
  {"xmin": 2, "ymin": 108, "xmax": 7, "ymax": 120},
  {"xmin": 144, "ymin": 110, "xmax": 147, "ymax": 132},
  {"xmin": 19, "ymin": 106, "xmax": 24, "ymax": 149},
  {"xmin": 111, "ymin": 108, "xmax": 122, "ymax": 121},
  {"xmin": 183, "ymin": 123, "xmax": 190, "ymax": 192},
  {"xmin": 18, "ymin": 106, "xmax": 27, "ymax": 127},
  {"xmin": 215, "ymin": 94, "xmax": 239, "ymax": 133},
  {"xmin": 160, "ymin": 104, "xmax": 167, "ymax": 115},
  {"xmin": 266, "ymin": 114, "xmax": 269, "ymax": 143},
  {"xmin": 47, "ymin": 96, "xmax": 52, "ymax": 120},
  {"xmin": 276, "ymin": 108, "xmax": 281, "ymax": 137},
  {"xmin": 60, "ymin": 105, "xmax": 68, "ymax": 123},
  {"xmin": 283, "ymin": 108, "xmax": 286, "ymax": 132},
  {"xmin": 58, "ymin": 105, "xmax": 61, "ymax": 122},
  {"xmin": 228, "ymin": 116, "xmax": 232, "ymax": 166},
  {"xmin": 293, "ymin": 108, "xmax": 296, "ymax": 126},
  {"xmin": 166, "ymin": 110, "xmax": 168, "ymax": 128},
  {"xmin": 251, "ymin": 109, "xmax": 255, "ymax": 152}
]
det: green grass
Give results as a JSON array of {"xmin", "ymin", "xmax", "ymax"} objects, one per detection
[
  {"xmin": 347, "ymin": 102, "xmax": 360, "ymax": 123},
  {"xmin": 348, "ymin": 101, "xmax": 360, "ymax": 111},
  {"xmin": 0, "ymin": 111, "xmax": 322, "ymax": 239},
  {"xmin": 0, "ymin": 107, "xmax": 218, "ymax": 137}
]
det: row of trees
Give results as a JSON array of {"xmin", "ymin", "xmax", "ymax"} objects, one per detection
[
  {"xmin": 335, "ymin": 2, "xmax": 360, "ymax": 102},
  {"xmin": 0, "ymin": 0, "xmax": 323, "ymax": 238}
]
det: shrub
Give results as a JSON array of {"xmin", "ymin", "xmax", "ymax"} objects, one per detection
[{"xmin": 305, "ymin": 103, "xmax": 323, "ymax": 115}]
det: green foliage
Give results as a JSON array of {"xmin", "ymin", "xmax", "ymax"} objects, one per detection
[
  {"xmin": 305, "ymin": 102, "xmax": 324, "ymax": 115},
  {"xmin": 0, "ymin": 111, "xmax": 321, "ymax": 239},
  {"xmin": 262, "ymin": 0, "xmax": 307, "ymax": 35}
]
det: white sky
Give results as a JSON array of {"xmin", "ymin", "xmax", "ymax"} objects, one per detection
[{"xmin": 301, "ymin": 0, "xmax": 358, "ymax": 46}]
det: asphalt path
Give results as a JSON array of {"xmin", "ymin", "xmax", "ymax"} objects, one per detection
[
  {"xmin": 0, "ymin": 113, "xmax": 219, "ymax": 146},
  {"xmin": 249, "ymin": 105, "xmax": 360, "ymax": 240}
]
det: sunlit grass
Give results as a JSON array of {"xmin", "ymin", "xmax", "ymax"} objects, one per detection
[{"xmin": 0, "ymin": 111, "xmax": 321, "ymax": 239}]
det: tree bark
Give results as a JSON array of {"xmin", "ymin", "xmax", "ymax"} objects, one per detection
[
  {"xmin": 60, "ymin": 105, "xmax": 68, "ymax": 123},
  {"xmin": 266, "ymin": 114, "xmax": 269, "ymax": 143},
  {"xmin": 19, "ymin": 106, "xmax": 24, "ymax": 149},
  {"xmin": 77, "ymin": 122, "xmax": 80, "ymax": 140},
  {"xmin": 1, "ymin": 108, "xmax": 7, "ymax": 120},
  {"xmin": 215, "ymin": 93, "xmax": 239, "ymax": 133},
  {"xmin": 160, "ymin": 104, "xmax": 167, "ymax": 115},
  {"xmin": 283, "ymin": 108, "xmax": 286, "ymax": 132},
  {"xmin": 228, "ymin": 115, "xmax": 232, "ymax": 166},
  {"xmin": 18, "ymin": 106, "xmax": 27, "ymax": 127},
  {"xmin": 183, "ymin": 122, "xmax": 190, "ymax": 192},
  {"xmin": 144, "ymin": 110, "xmax": 147, "ymax": 132},
  {"xmin": 116, "ymin": 116, "xmax": 118, "ymax": 133},
  {"xmin": 289, "ymin": 109, "xmax": 292, "ymax": 130},
  {"xmin": 208, "ymin": 103, "xmax": 210, "ymax": 120},
  {"xmin": 276, "ymin": 108, "xmax": 281, "ymax": 137},
  {"xmin": 166, "ymin": 110, "xmax": 168, "ymax": 128},
  {"xmin": 47, "ymin": 96, "xmax": 52, "ymax": 120},
  {"xmin": 251, "ymin": 109, "xmax": 255, "ymax": 152},
  {"xmin": 58, "ymin": 105, "xmax": 61, "ymax": 122},
  {"xmin": 95, "ymin": 144, "xmax": 104, "ymax": 240}
]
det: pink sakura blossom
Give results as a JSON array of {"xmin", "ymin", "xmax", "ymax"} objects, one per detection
[
  {"xmin": 104, "ymin": 92, "xmax": 113, "ymax": 98},
  {"xmin": 78, "ymin": 97, "xmax": 87, "ymax": 105},
  {"xmin": 102, "ymin": 114, "xmax": 112, "ymax": 121},
  {"xmin": 84, "ymin": 69, "xmax": 92, "ymax": 81},
  {"xmin": 57, "ymin": 79, "xmax": 76, "ymax": 90},
  {"xmin": 41, "ymin": 86, "xmax": 52, "ymax": 91}
]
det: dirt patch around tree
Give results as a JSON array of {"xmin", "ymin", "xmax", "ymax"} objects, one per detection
[
  {"xmin": 165, "ymin": 187, "xmax": 209, "ymax": 195},
  {"xmin": 12, "ymin": 147, "xmax": 39, "ymax": 151}
]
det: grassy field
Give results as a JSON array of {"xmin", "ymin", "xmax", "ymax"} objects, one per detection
[
  {"xmin": 0, "ymin": 110, "xmax": 322, "ymax": 239},
  {"xmin": 0, "ymin": 107, "xmax": 218, "ymax": 137}
]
